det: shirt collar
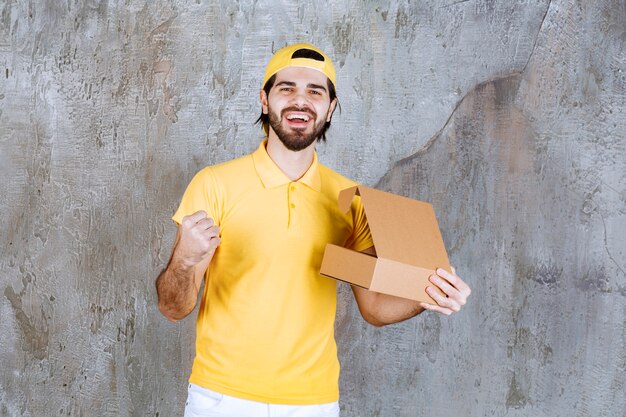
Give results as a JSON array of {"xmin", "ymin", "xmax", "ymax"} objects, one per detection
[{"xmin": 252, "ymin": 140, "xmax": 322, "ymax": 192}]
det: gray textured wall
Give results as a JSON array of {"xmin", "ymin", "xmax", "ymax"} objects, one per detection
[{"xmin": 1, "ymin": 0, "xmax": 625, "ymax": 416}]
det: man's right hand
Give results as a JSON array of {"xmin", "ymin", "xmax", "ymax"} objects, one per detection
[
  {"xmin": 176, "ymin": 210, "xmax": 221, "ymax": 267},
  {"xmin": 156, "ymin": 210, "xmax": 221, "ymax": 321}
]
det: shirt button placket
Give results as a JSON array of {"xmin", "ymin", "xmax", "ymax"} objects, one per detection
[{"xmin": 288, "ymin": 183, "xmax": 297, "ymax": 228}]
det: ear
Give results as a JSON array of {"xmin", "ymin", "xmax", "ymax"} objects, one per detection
[
  {"xmin": 326, "ymin": 98, "xmax": 338, "ymax": 122},
  {"xmin": 260, "ymin": 89, "xmax": 269, "ymax": 114}
]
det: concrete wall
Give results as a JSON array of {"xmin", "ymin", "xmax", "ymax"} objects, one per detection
[{"xmin": 1, "ymin": 0, "xmax": 624, "ymax": 416}]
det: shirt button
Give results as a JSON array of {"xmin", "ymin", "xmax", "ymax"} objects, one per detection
[
  {"xmin": 291, "ymin": 185, "xmax": 296, "ymax": 191},
  {"xmin": 290, "ymin": 203, "xmax": 295, "ymax": 208}
]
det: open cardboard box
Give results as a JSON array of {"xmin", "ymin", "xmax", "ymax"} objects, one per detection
[{"xmin": 320, "ymin": 185, "xmax": 450, "ymax": 304}]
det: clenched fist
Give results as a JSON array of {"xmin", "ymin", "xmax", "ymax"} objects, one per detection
[{"xmin": 177, "ymin": 210, "xmax": 221, "ymax": 267}]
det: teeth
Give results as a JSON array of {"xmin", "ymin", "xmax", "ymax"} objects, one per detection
[{"xmin": 287, "ymin": 114, "xmax": 310, "ymax": 122}]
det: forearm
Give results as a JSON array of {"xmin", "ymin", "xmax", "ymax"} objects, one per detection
[
  {"xmin": 352, "ymin": 286, "xmax": 424, "ymax": 327},
  {"xmin": 156, "ymin": 216, "xmax": 220, "ymax": 322},
  {"xmin": 156, "ymin": 256, "xmax": 201, "ymax": 322}
]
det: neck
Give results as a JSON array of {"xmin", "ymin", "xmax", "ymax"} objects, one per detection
[{"xmin": 265, "ymin": 134, "xmax": 316, "ymax": 181}]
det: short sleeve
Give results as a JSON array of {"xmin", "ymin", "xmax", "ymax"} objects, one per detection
[
  {"xmin": 172, "ymin": 167, "xmax": 221, "ymax": 225},
  {"xmin": 344, "ymin": 195, "xmax": 373, "ymax": 252}
]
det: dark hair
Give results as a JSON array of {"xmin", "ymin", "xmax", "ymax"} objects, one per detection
[{"xmin": 255, "ymin": 73, "xmax": 339, "ymax": 143}]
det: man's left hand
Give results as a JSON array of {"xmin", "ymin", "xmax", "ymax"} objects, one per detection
[{"xmin": 419, "ymin": 267, "xmax": 471, "ymax": 316}]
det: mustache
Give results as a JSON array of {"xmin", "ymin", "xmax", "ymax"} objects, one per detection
[{"xmin": 281, "ymin": 106, "xmax": 317, "ymax": 119}]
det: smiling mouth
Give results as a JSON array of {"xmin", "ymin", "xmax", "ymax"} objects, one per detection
[
  {"xmin": 285, "ymin": 114, "xmax": 311, "ymax": 122},
  {"xmin": 283, "ymin": 112, "xmax": 315, "ymax": 130}
]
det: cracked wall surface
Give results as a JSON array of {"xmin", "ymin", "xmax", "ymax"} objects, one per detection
[{"xmin": 1, "ymin": 0, "xmax": 624, "ymax": 416}]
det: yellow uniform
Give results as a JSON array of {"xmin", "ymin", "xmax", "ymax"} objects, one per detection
[{"xmin": 173, "ymin": 140, "xmax": 373, "ymax": 404}]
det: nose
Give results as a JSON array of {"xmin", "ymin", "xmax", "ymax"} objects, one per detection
[{"xmin": 289, "ymin": 88, "xmax": 310, "ymax": 108}]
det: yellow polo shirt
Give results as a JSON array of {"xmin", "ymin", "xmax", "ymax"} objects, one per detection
[{"xmin": 172, "ymin": 140, "xmax": 373, "ymax": 404}]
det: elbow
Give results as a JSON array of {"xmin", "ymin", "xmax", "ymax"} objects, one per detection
[
  {"xmin": 360, "ymin": 311, "xmax": 392, "ymax": 328},
  {"xmin": 353, "ymin": 289, "xmax": 424, "ymax": 327},
  {"xmin": 356, "ymin": 302, "xmax": 389, "ymax": 327},
  {"xmin": 158, "ymin": 301, "xmax": 180, "ymax": 322},
  {"xmin": 359, "ymin": 308, "xmax": 422, "ymax": 327},
  {"xmin": 155, "ymin": 278, "xmax": 195, "ymax": 322},
  {"xmin": 365, "ymin": 318, "xmax": 387, "ymax": 328},
  {"xmin": 158, "ymin": 300, "xmax": 192, "ymax": 323}
]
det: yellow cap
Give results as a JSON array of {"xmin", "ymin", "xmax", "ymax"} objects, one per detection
[{"xmin": 262, "ymin": 43, "xmax": 336, "ymax": 89}]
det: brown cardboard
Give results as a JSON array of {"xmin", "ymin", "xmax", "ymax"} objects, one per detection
[{"xmin": 320, "ymin": 185, "xmax": 451, "ymax": 304}]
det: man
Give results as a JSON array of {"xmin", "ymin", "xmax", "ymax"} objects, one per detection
[{"xmin": 156, "ymin": 43, "xmax": 471, "ymax": 417}]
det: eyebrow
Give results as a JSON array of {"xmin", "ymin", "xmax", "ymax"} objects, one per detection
[
  {"xmin": 275, "ymin": 81, "xmax": 327, "ymax": 92},
  {"xmin": 307, "ymin": 83, "xmax": 327, "ymax": 92}
]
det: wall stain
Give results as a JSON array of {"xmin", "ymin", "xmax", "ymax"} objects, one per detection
[
  {"xmin": 520, "ymin": 261, "xmax": 562, "ymax": 289},
  {"xmin": 90, "ymin": 303, "xmax": 114, "ymax": 334},
  {"xmin": 394, "ymin": 5, "xmax": 418, "ymax": 41},
  {"xmin": 506, "ymin": 372, "xmax": 529, "ymax": 409},
  {"xmin": 4, "ymin": 273, "xmax": 50, "ymax": 360},
  {"xmin": 153, "ymin": 59, "xmax": 180, "ymax": 123},
  {"xmin": 375, "ymin": 7, "xmax": 389, "ymax": 22},
  {"xmin": 576, "ymin": 266, "xmax": 626, "ymax": 296},
  {"xmin": 330, "ymin": 17, "xmax": 353, "ymax": 68},
  {"xmin": 117, "ymin": 297, "xmax": 136, "ymax": 352},
  {"xmin": 416, "ymin": 312, "xmax": 442, "ymax": 364},
  {"xmin": 509, "ymin": 326, "xmax": 554, "ymax": 366},
  {"xmin": 149, "ymin": 14, "xmax": 178, "ymax": 38}
]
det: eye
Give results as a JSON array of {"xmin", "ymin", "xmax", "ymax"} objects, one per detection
[{"xmin": 309, "ymin": 90, "xmax": 322, "ymax": 96}]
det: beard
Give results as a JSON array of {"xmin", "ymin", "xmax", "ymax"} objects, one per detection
[{"xmin": 268, "ymin": 105, "xmax": 327, "ymax": 151}]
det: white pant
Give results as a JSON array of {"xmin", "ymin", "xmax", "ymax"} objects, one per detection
[{"xmin": 183, "ymin": 383, "xmax": 340, "ymax": 417}]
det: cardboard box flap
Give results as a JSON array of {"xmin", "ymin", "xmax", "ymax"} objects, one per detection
[
  {"xmin": 337, "ymin": 185, "xmax": 359, "ymax": 212},
  {"xmin": 339, "ymin": 185, "xmax": 450, "ymax": 270},
  {"xmin": 320, "ymin": 244, "xmax": 377, "ymax": 288}
]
